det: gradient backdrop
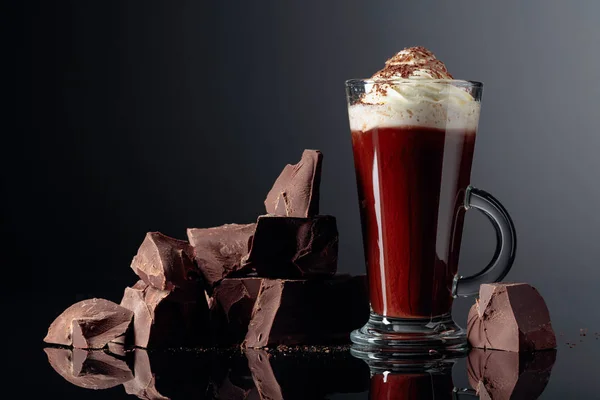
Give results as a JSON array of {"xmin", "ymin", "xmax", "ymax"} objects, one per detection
[{"xmin": 5, "ymin": 1, "xmax": 600, "ymax": 396}]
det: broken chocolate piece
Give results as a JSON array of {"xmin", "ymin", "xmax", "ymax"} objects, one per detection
[
  {"xmin": 243, "ymin": 276, "xmax": 368, "ymax": 348},
  {"xmin": 44, "ymin": 298, "xmax": 133, "ymax": 349},
  {"xmin": 246, "ymin": 350, "xmax": 283, "ymax": 400},
  {"xmin": 468, "ymin": 348, "xmax": 556, "ymax": 400},
  {"xmin": 467, "ymin": 283, "xmax": 556, "ymax": 352},
  {"xmin": 114, "ymin": 280, "xmax": 209, "ymax": 348},
  {"xmin": 187, "ymin": 223, "xmax": 256, "ymax": 288},
  {"xmin": 44, "ymin": 347, "xmax": 133, "ymax": 390},
  {"xmin": 130, "ymin": 232, "xmax": 199, "ymax": 291},
  {"xmin": 265, "ymin": 149, "xmax": 323, "ymax": 218},
  {"xmin": 213, "ymin": 278, "xmax": 263, "ymax": 344},
  {"xmin": 243, "ymin": 215, "xmax": 338, "ymax": 278},
  {"xmin": 123, "ymin": 349, "xmax": 169, "ymax": 400}
]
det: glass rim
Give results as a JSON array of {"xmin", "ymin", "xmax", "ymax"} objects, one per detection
[{"xmin": 345, "ymin": 78, "xmax": 483, "ymax": 88}]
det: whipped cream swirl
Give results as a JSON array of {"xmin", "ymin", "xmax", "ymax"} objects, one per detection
[{"xmin": 349, "ymin": 47, "xmax": 480, "ymax": 131}]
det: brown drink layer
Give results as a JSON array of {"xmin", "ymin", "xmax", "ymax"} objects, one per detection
[{"xmin": 352, "ymin": 125, "xmax": 476, "ymax": 318}]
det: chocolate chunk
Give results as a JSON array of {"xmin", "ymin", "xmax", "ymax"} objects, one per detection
[
  {"xmin": 44, "ymin": 298, "xmax": 133, "ymax": 349},
  {"xmin": 468, "ymin": 348, "xmax": 556, "ymax": 400},
  {"xmin": 467, "ymin": 283, "xmax": 556, "ymax": 352},
  {"xmin": 130, "ymin": 232, "xmax": 199, "ymax": 291},
  {"xmin": 265, "ymin": 150, "xmax": 323, "ymax": 218},
  {"xmin": 114, "ymin": 280, "xmax": 209, "ymax": 348},
  {"xmin": 187, "ymin": 223, "xmax": 256, "ymax": 288},
  {"xmin": 44, "ymin": 347, "xmax": 133, "ymax": 390},
  {"xmin": 243, "ymin": 276, "xmax": 368, "ymax": 347},
  {"xmin": 242, "ymin": 215, "xmax": 338, "ymax": 278},
  {"xmin": 123, "ymin": 349, "xmax": 169, "ymax": 400},
  {"xmin": 213, "ymin": 278, "xmax": 263, "ymax": 344},
  {"xmin": 246, "ymin": 350, "xmax": 283, "ymax": 400}
]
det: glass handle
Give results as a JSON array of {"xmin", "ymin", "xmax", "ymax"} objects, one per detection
[
  {"xmin": 453, "ymin": 186, "xmax": 517, "ymax": 297},
  {"xmin": 453, "ymin": 388, "xmax": 478, "ymax": 398}
]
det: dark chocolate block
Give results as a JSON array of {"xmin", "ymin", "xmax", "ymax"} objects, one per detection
[
  {"xmin": 130, "ymin": 232, "xmax": 199, "ymax": 291},
  {"xmin": 44, "ymin": 348, "xmax": 133, "ymax": 390},
  {"xmin": 265, "ymin": 149, "xmax": 323, "ymax": 218},
  {"xmin": 123, "ymin": 349, "xmax": 169, "ymax": 400},
  {"xmin": 187, "ymin": 223, "xmax": 256, "ymax": 288},
  {"xmin": 468, "ymin": 348, "xmax": 556, "ymax": 400},
  {"xmin": 213, "ymin": 278, "xmax": 263, "ymax": 344},
  {"xmin": 467, "ymin": 283, "xmax": 556, "ymax": 352},
  {"xmin": 242, "ymin": 215, "xmax": 338, "ymax": 278},
  {"xmin": 114, "ymin": 280, "xmax": 208, "ymax": 348},
  {"xmin": 44, "ymin": 298, "xmax": 133, "ymax": 349},
  {"xmin": 243, "ymin": 276, "xmax": 368, "ymax": 348}
]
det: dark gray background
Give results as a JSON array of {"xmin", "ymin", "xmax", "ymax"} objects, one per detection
[{"xmin": 4, "ymin": 1, "xmax": 599, "ymax": 397}]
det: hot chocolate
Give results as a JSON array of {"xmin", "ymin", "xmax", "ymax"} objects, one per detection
[{"xmin": 347, "ymin": 47, "xmax": 480, "ymax": 319}]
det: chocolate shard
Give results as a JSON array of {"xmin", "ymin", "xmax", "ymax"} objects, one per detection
[
  {"xmin": 467, "ymin": 283, "xmax": 557, "ymax": 352},
  {"xmin": 123, "ymin": 349, "xmax": 170, "ymax": 400},
  {"xmin": 187, "ymin": 223, "xmax": 256, "ymax": 288},
  {"xmin": 242, "ymin": 215, "xmax": 338, "ymax": 278},
  {"xmin": 212, "ymin": 278, "xmax": 263, "ymax": 344},
  {"xmin": 130, "ymin": 232, "xmax": 199, "ymax": 291},
  {"xmin": 246, "ymin": 350, "xmax": 283, "ymax": 400},
  {"xmin": 468, "ymin": 348, "xmax": 556, "ymax": 400},
  {"xmin": 265, "ymin": 149, "xmax": 323, "ymax": 218},
  {"xmin": 44, "ymin": 298, "xmax": 133, "ymax": 349},
  {"xmin": 243, "ymin": 276, "xmax": 368, "ymax": 348},
  {"xmin": 113, "ymin": 280, "xmax": 209, "ymax": 348},
  {"xmin": 44, "ymin": 347, "xmax": 133, "ymax": 390}
]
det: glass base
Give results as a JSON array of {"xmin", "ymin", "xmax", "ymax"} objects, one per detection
[{"xmin": 350, "ymin": 312, "xmax": 469, "ymax": 361}]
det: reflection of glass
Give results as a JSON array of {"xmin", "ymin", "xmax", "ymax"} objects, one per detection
[{"xmin": 369, "ymin": 361, "xmax": 456, "ymax": 400}]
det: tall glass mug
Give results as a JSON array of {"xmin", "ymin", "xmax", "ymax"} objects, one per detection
[{"xmin": 346, "ymin": 79, "xmax": 516, "ymax": 356}]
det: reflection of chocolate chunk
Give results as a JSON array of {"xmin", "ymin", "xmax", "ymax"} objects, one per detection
[
  {"xmin": 215, "ymin": 375, "xmax": 250, "ymax": 400},
  {"xmin": 130, "ymin": 232, "xmax": 199, "ymax": 291},
  {"xmin": 468, "ymin": 348, "xmax": 556, "ymax": 400},
  {"xmin": 187, "ymin": 223, "xmax": 256, "ymax": 288},
  {"xmin": 243, "ymin": 276, "xmax": 368, "ymax": 348},
  {"xmin": 143, "ymin": 349, "xmax": 212, "ymax": 398},
  {"xmin": 106, "ymin": 342, "xmax": 127, "ymax": 358},
  {"xmin": 44, "ymin": 298, "xmax": 133, "ymax": 348},
  {"xmin": 114, "ymin": 281, "xmax": 208, "ymax": 348},
  {"xmin": 265, "ymin": 150, "xmax": 323, "ymax": 218},
  {"xmin": 243, "ymin": 215, "xmax": 338, "ymax": 278},
  {"xmin": 213, "ymin": 278, "xmax": 263, "ymax": 344},
  {"xmin": 246, "ymin": 348, "xmax": 369, "ymax": 399},
  {"xmin": 123, "ymin": 349, "xmax": 169, "ymax": 400},
  {"xmin": 467, "ymin": 283, "xmax": 556, "ymax": 352},
  {"xmin": 44, "ymin": 348, "xmax": 133, "ymax": 390},
  {"xmin": 246, "ymin": 350, "xmax": 283, "ymax": 400}
]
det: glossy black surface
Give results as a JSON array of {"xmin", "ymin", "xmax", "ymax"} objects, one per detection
[{"xmin": 28, "ymin": 331, "xmax": 600, "ymax": 398}]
